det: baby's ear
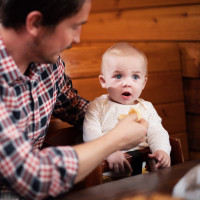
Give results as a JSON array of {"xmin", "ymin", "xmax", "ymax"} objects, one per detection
[
  {"xmin": 143, "ymin": 76, "xmax": 148, "ymax": 89},
  {"xmin": 99, "ymin": 75, "xmax": 106, "ymax": 88}
]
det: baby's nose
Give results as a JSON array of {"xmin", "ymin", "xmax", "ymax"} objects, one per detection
[{"xmin": 122, "ymin": 78, "xmax": 132, "ymax": 87}]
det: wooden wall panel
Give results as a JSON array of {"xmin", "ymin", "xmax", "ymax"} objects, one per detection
[
  {"xmin": 61, "ymin": 43, "xmax": 181, "ymax": 79},
  {"xmin": 187, "ymin": 114, "xmax": 200, "ymax": 151},
  {"xmin": 82, "ymin": 5, "xmax": 200, "ymax": 41},
  {"xmin": 179, "ymin": 42, "xmax": 200, "ymax": 159},
  {"xmin": 155, "ymin": 102, "xmax": 187, "ymax": 134},
  {"xmin": 141, "ymin": 72, "xmax": 184, "ymax": 104},
  {"xmin": 190, "ymin": 151, "xmax": 200, "ymax": 160},
  {"xmin": 183, "ymin": 78, "xmax": 200, "ymax": 114},
  {"xmin": 71, "ymin": 72, "xmax": 184, "ymax": 105},
  {"xmin": 72, "ymin": 77, "xmax": 106, "ymax": 101},
  {"xmin": 91, "ymin": 0, "xmax": 200, "ymax": 12},
  {"xmin": 180, "ymin": 43, "xmax": 200, "ymax": 78}
]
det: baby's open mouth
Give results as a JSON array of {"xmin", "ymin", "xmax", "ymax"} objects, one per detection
[{"xmin": 122, "ymin": 92, "xmax": 131, "ymax": 96}]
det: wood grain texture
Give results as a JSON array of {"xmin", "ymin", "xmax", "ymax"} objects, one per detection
[
  {"xmin": 186, "ymin": 114, "xmax": 200, "ymax": 151},
  {"xmin": 180, "ymin": 43, "xmax": 200, "ymax": 78},
  {"xmin": 61, "ymin": 43, "xmax": 181, "ymax": 79},
  {"xmin": 183, "ymin": 78, "xmax": 200, "ymax": 114},
  {"xmin": 60, "ymin": 161, "xmax": 199, "ymax": 200},
  {"xmin": 190, "ymin": 151, "xmax": 200, "ymax": 160},
  {"xmin": 71, "ymin": 71, "xmax": 184, "ymax": 104},
  {"xmin": 155, "ymin": 102, "xmax": 187, "ymax": 134},
  {"xmin": 82, "ymin": 5, "xmax": 200, "ymax": 41},
  {"xmin": 91, "ymin": 0, "xmax": 200, "ymax": 12}
]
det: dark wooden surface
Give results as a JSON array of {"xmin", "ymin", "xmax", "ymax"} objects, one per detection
[{"xmin": 57, "ymin": 160, "xmax": 200, "ymax": 200}]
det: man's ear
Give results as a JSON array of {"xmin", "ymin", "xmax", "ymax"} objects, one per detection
[
  {"xmin": 99, "ymin": 75, "xmax": 106, "ymax": 88},
  {"xmin": 26, "ymin": 11, "xmax": 43, "ymax": 36}
]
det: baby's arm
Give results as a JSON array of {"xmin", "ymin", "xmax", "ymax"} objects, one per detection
[
  {"xmin": 146, "ymin": 102, "xmax": 171, "ymax": 169},
  {"xmin": 83, "ymin": 98, "xmax": 104, "ymax": 142}
]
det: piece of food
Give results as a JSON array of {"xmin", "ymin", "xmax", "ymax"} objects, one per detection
[
  {"xmin": 118, "ymin": 108, "xmax": 142, "ymax": 121},
  {"xmin": 121, "ymin": 193, "xmax": 183, "ymax": 200}
]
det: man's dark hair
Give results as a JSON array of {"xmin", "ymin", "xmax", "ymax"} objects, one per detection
[{"xmin": 0, "ymin": 0, "xmax": 86, "ymax": 29}]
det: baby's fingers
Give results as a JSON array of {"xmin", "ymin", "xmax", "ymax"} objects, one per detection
[{"xmin": 124, "ymin": 159, "xmax": 133, "ymax": 173}]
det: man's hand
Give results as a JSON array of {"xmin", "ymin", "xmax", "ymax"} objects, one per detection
[{"xmin": 112, "ymin": 114, "xmax": 148, "ymax": 151}]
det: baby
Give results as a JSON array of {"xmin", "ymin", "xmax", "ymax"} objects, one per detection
[{"xmin": 83, "ymin": 42, "xmax": 171, "ymax": 177}]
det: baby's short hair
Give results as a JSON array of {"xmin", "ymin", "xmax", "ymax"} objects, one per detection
[{"xmin": 101, "ymin": 42, "xmax": 148, "ymax": 75}]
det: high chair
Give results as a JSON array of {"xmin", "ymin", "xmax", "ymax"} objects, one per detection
[{"xmin": 43, "ymin": 118, "xmax": 184, "ymax": 189}]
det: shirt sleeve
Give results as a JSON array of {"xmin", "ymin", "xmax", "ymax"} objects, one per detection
[
  {"xmin": 0, "ymin": 100, "xmax": 79, "ymax": 200},
  {"xmin": 83, "ymin": 97, "xmax": 105, "ymax": 142},
  {"xmin": 146, "ymin": 102, "xmax": 171, "ymax": 155},
  {"xmin": 53, "ymin": 58, "xmax": 89, "ymax": 127}
]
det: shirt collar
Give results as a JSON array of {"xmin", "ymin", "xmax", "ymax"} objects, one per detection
[
  {"xmin": 137, "ymin": 98, "xmax": 147, "ymax": 110},
  {"xmin": 0, "ymin": 35, "xmax": 51, "ymax": 84},
  {"xmin": 105, "ymin": 94, "xmax": 147, "ymax": 109},
  {"xmin": 0, "ymin": 35, "xmax": 23, "ymax": 84}
]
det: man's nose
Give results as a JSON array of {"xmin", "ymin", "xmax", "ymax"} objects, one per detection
[
  {"xmin": 73, "ymin": 34, "xmax": 80, "ymax": 43},
  {"xmin": 73, "ymin": 28, "xmax": 81, "ymax": 44}
]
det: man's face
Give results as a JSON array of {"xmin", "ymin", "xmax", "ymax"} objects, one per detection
[
  {"xmin": 30, "ymin": 0, "xmax": 91, "ymax": 64},
  {"xmin": 100, "ymin": 54, "xmax": 147, "ymax": 105}
]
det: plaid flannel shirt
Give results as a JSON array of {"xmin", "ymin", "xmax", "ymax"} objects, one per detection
[{"xmin": 0, "ymin": 36, "xmax": 89, "ymax": 199}]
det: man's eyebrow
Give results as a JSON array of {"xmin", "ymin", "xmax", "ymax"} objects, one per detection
[{"xmin": 77, "ymin": 20, "xmax": 88, "ymax": 25}]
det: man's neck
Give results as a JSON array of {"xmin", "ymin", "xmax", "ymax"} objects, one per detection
[{"xmin": 0, "ymin": 24, "xmax": 30, "ymax": 74}]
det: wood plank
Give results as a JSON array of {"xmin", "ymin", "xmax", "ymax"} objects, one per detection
[
  {"xmin": 186, "ymin": 114, "xmax": 200, "ymax": 151},
  {"xmin": 72, "ymin": 77, "xmax": 106, "ymax": 101},
  {"xmin": 91, "ymin": 0, "xmax": 200, "ymax": 12},
  {"xmin": 171, "ymin": 132, "xmax": 189, "ymax": 161},
  {"xmin": 155, "ymin": 102, "xmax": 187, "ymax": 134},
  {"xmin": 190, "ymin": 151, "xmax": 200, "ymax": 160},
  {"xmin": 141, "ymin": 71, "xmax": 184, "ymax": 104},
  {"xmin": 183, "ymin": 78, "xmax": 200, "ymax": 114},
  {"xmin": 72, "ymin": 71, "xmax": 184, "ymax": 104},
  {"xmin": 82, "ymin": 5, "xmax": 200, "ymax": 41},
  {"xmin": 62, "ymin": 43, "xmax": 181, "ymax": 79},
  {"xmin": 179, "ymin": 43, "xmax": 200, "ymax": 78}
]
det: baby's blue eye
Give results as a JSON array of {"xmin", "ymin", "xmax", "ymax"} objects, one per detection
[
  {"xmin": 115, "ymin": 74, "xmax": 122, "ymax": 79},
  {"xmin": 133, "ymin": 75, "xmax": 139, "ymax": 80}
]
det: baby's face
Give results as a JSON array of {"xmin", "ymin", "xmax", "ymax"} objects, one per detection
[{"xmin": 100, "ymin": 54, "xmax": 147, "ymax": 105}]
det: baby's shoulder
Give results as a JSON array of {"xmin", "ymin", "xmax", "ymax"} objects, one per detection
[
  {"xmin": 92, "ymin": 94, "xmax": 108, "ymax": 103},
  {"xmin": 138, "ymin": 98, "xmax": 154, "ymax": 108},
  {"xmin": 88, "ymin": 94, "xmax": 108, "ymax": 108}
]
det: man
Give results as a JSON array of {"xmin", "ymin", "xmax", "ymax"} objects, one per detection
[{"xmin": 0, "ymin": 0, "xmax": 147, "ymax": 199}]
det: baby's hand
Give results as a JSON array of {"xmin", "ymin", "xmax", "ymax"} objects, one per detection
[
  {"xmin": 106, "ymin": 151, "xmax": 132, "ymax": 175},
  {"xmin": 148, "ymin": 150, "xmax": 171, "ymax": 169}
]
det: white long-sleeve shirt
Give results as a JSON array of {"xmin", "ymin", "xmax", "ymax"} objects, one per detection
[{"xmin": 83, "ymin": 94, "xmax": 171, "ymax": 155}]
